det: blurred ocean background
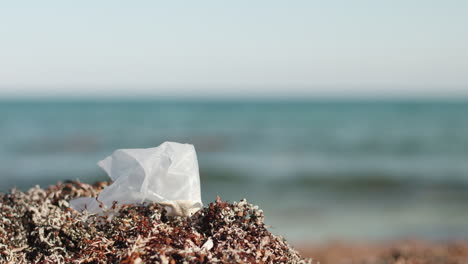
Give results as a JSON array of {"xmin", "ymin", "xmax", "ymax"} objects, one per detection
[{"xmin": 1, "ymin": 99, "xmax": 467, "ymax": 242}]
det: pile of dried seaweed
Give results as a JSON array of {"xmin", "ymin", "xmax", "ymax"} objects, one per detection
[{"xmin": 0, "ymin": 181, "xmax": 312, "ymax": 264}]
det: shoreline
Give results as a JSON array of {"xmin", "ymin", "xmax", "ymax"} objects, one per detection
[{"xmin": 296, "ymin": 240, "xmax": 468, "ymax": 264}]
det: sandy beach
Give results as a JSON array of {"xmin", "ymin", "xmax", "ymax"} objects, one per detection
[{"xmin": 297, "ymin": 240, "xmax": 468, "ymax": 264}]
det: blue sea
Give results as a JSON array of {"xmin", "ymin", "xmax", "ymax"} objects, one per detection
[{"xmin": 1, "ymin": 99, "xmax": 468, "ymax": 242}]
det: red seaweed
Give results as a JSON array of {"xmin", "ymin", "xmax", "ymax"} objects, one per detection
[{"xmin": 0, "ymin": 181, "xmax": 312, "ymax": 264}]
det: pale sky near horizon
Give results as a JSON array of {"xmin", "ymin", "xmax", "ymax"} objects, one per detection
[{"xmin": 0, "ymin": 0, "xmax": 467, "ymax": 98}]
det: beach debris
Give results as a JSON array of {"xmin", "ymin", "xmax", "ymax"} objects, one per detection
[
  {"xmin": 0, "ymin": 181, "xmax": 313, "ymax": 263},
  {"xmin": 70, "ymin": 142, "xmax": 202, "ymax": 217},
  {"xmin": 201, "ymin": 237, "xmax": 214, "ymax": 251}
]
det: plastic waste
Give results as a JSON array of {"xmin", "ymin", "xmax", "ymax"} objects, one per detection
[{"xmin": 70, "ymin": 141, "xmax": 202, "ymax": 217}]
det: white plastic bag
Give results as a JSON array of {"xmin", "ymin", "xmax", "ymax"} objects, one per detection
[{"xmin": 70, "ymin": 141, "xmax": 202, "ymax": 216}]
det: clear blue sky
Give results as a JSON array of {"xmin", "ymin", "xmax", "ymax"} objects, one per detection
[{"xmin": 1, "ymin": 0, "xmax": 467, "ymax": 98}]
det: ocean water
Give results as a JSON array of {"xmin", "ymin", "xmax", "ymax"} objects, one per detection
[{"xmin": 1, "ymin": 99, "xmax": 468, "ymax": 242}]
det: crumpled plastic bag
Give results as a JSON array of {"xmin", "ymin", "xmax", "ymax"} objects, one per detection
[{"xmin": 70, "ymin": 141, "xmax": 202, "ymax": 217}]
